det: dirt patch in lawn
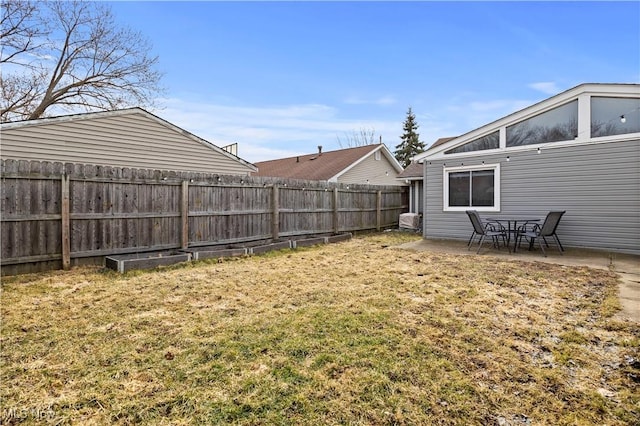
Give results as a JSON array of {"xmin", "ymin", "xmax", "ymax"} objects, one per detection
[{"xmin": 1, "ymin": 232, "xmax": 638, "ymax": 425}]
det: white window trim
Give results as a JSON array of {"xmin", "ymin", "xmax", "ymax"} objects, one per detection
[
  {"xmin": 443, "ymin": 163, "xmax": 500, "ymax": 212},
  {"xmin": 421, "ymin": 89, "xmax": 640, "ymax": 162}
]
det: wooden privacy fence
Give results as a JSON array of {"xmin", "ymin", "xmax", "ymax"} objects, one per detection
[{"xmin": 1, "ymin": 159, "xmax": 409, "ymax": 275}]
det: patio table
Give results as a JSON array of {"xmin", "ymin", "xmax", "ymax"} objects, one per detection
[{"xmin": 485, "ymin": 217, "xmax": 541, "ymax": 250}]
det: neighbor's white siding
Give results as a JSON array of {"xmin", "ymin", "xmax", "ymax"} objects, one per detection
[
  {"xmin": 0, "ymin": 112, "xmax": 255, "ymax": 175},
  {"xmin": 338, "ymin": 153, "xmax": 404, "ymax": 186}
]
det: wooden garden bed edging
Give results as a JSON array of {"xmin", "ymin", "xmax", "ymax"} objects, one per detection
[{"xmin": 104, "ymin": 233, "xmax": 352, "ymax": 273}]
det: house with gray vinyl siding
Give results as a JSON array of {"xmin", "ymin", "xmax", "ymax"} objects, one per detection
[
  {"xmin": 412, "ymin": 83, "xmax": 640, "ymax": 254},
  {"xmin": 0, "ymin": 108, "xmax": 257, "ymax": 175},
  {"xmin": 398, "ymin": 137, "xmax": 458, "ymax": 214}
]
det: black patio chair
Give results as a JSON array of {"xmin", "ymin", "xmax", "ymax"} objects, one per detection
[
  {"xmin": 515, "ymin": 211, "xmax": 566, "ymax": 257},
  {"xmin": 466, "ymin": 210, "xmax": 509, "ymax": 254},
  {"xmin": 465, "ymin": 210, "xmax": 505, "ymax": 247}
]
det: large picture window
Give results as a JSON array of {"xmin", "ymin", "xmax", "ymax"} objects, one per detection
[{"xmin": 443, "ymin": 164, "xmax": 500, "ymax": 212}]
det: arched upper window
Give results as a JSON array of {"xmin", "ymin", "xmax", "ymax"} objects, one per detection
[{"xmin": 506, "ymin": 100, "xmax": 578, "ymax": 147}]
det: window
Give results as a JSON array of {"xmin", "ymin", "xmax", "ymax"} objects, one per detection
[
  {"xmin": 443, "ymin": 164, "xmax": 500, "ymax": 212},
  {"xmin": 374, "ymin": 151, "xmax": 381, "ymax": 161},
  {"xmin": 445, "ymin": 130, "xmax": 499, "ymax": 154},
  {"xmin": 506, "ymin": 100, "xmax": 578, "ymax": 147},
  {"xmin": 591, "ymin": 97, "xmax": 640, "ymax": 138}
]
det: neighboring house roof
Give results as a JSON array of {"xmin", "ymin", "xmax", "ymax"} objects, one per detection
[
  {"xmin": 397, "ymin": 161, "xmax": 423, "ymax": 179},
  {"xmin": 427, "ymin": 136, "xmax": 458, "ymax": 151},
  {"xmin": 253, "ymin": 144, "xmax": 404, "ymax": 183},
  {"xmin": 399, "ymin": 137, "xmax": 458, "ymax": 180},
  {"xmin": 414, "ymin": 83, "xmax": 640, "ymax": 162},
  {"xmin": 0, "ymin": 107, "xmax": 257, "ymax": 174}
]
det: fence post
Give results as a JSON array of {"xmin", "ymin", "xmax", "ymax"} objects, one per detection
[
  {"xmin": 61, "ymin": 174, "xmax": 71, "ymax": 270},
  {"xmin": 272, "ymin": 184, "xmax": 279, "ymax": 240},
  {"xmin": 181, "ymin": 180, "xmax": 189, "ymax": 249},
  {"xmin": 333, "ymin": 187, "xmax": 339, "ymax": 234},
  {"xmin": 376, "ymin": 190, "xmax": 382, "ymax": 231}
]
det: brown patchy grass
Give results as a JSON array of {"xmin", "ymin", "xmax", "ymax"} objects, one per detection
[{"xmin": 1, "ymin": 232, "xmax": 638, "ymax": 425}]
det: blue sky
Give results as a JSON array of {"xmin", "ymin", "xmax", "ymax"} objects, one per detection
[{"xmin": 108, "ymin": 1, "xmax": 640, "ymax": 163}]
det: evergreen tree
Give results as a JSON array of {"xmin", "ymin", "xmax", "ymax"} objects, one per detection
[{"xmin": 394, "ymin": 107, "xmax": 426, "ymax": 168}]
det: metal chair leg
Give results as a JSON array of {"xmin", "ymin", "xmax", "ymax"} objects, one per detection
[
  {"xmin": 553, "ymin": 235, "xmax": 564, "ymax": 254},
  {"xmin": 538, "ymin": 237, "xmax": 546, "ymax": 257},
  {"xmin": 476, "ymin": 235, "xmax": 486, "ymax": 254},
  {"xmin": 542, "ymin": 236, "xmax": 550, "ymax": 248},
  {"xmin": 467, "ymin": 231, "xmax": 476, "ymax": 248}
]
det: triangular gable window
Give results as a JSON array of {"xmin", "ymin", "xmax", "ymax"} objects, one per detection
[
  {"xmin": 444, "ymin": 130, "xmax": 499, "ymax": 154},
  {"xmin": 506, "ymin": 100, "xmax": 578, "ymax": 147}
]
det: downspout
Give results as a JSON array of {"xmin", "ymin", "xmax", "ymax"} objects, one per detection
[
  {"xmin": 422, "ymin": 160, "xmax": 427, "ymax": 238},
  {"xmin": 409, "ymin": 181, "xmax": 414, "ymax": 213}
]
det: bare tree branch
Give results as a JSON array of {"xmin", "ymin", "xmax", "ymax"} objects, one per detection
[
  {"xmin": 1, "ymin": 0, "xmax": 47, "ymax": 66},
  {"xmin": 336, "ymin": 127, "xmax": 379, "ymax": 148},
  {"xmin": 0, "ymin": 0, "xmax": 163, "ymax": 122}
]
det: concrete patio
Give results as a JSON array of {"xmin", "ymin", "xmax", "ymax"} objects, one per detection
[{"xmin": 398, "ymin": 237, "xmax": 640, "ymax": 323}]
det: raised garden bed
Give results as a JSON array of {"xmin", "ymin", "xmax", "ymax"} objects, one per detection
[
  {"xmin": 105, "ymin": 233, "xmax": 352, "ymax": 273},
  {"xmin": 186, "ymin": 247, "xmax": 247, "ymax": 261},
  {"xmin": 105, "ymin": 251, "xmax": 192, "ymax": 273},
  {"xmin": 291, "ymin": 237, "xmax": 326, "ymax": 248},
  {"xmin": 326, "ymin": 233, "xmax": 352, "ymax": 243},
  {"xmin": 250, "ymin": 240, "xmax": 292, "ymax": 255}
]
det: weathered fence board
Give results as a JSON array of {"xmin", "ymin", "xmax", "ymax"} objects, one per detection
[{"xmin": 1, "ymin": 159, "xmax": 409, "ymax": 275}]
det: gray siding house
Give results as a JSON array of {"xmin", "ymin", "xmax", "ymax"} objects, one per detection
[
  {"xmin": 398, "ymin": 137, "xmax": 457, "ymax": 214},
  {"xmin": 412, "ymin": 83, "xmax": 640, "ymax": 254},
  {"xmin": 0, "ymin": 108, "xmax": 257, "ymax": 175},
  {"xmin": 397, "ymin": 161, "xmax": 424, "ymax": 214}
]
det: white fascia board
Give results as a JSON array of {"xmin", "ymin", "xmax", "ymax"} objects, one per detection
[
  {"xmin": 330, "ymin": 144, "xmax": 403, "ymax": 181},
  {"xmin": 381, "ymin": 144, "xmax": 405, "ymax": 173},
  {"xmin": 414, "ymin": 83, "xmax": 640, "ymax": 162},
  {"xmin": 425, "ymin": 132, "xmax": 640, "ymax": 162}
]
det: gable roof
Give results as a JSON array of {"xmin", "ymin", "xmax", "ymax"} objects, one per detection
[
  {"xmin": 253, "ymin": 144, "xmax": 403, "ymax": 181},
  {"xmin": 398, "ymin": 137, "xmax": 458, "ymax": 179},
  {"xmin": 427, "ymin": 136, "xmax": 458, "ymax": 151},
  {"xmin": 397, "ymin": 161, "xmax": 423, "ymax": 179},
  {"xmin": 413, "ymin": 83, "xmax": 640, "ymax": 162},
  {"xmin": 0, "ymin": 107, "xmax": 257, "ymax": 172}
]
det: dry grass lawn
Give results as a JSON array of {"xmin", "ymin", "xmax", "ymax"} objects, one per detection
[{"xmin": 1, "ymin": 232, "xmax": 638, "ymax": 425}]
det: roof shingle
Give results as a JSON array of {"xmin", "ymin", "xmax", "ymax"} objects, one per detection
[{"xmin": 253, "ymin": 144, "xmax": 382, "ymax": 180}]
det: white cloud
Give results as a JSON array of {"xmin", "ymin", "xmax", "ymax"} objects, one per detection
[
  {"xmin": 343, "ymin": 95, "xmax": 397, "ymax": 106},
  {"xmin": 150, "ymin": 98, "xmax": 401, "ymax": 163},
  {"xmin": 469, "ymin": 99, "xmax": 531, "ymax": 113},
  {"xmin": 529, "ymin": 81, "xmax": 561, "ymax": 95},
  {"xmin": 375, "ymin": 96, "xmax": 397, "ymax": 106},
  {"xmin": 433, "ymin": 96, "xmax": 535, "ymax": 140},
  {"xmin": 148, "ymin": 92, "xmax": 543, "ymax": 165}
]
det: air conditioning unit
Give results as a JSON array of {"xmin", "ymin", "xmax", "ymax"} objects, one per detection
[{"xmin": 399, "ymin": 213, "xmax": 421, "ymax": 230}]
